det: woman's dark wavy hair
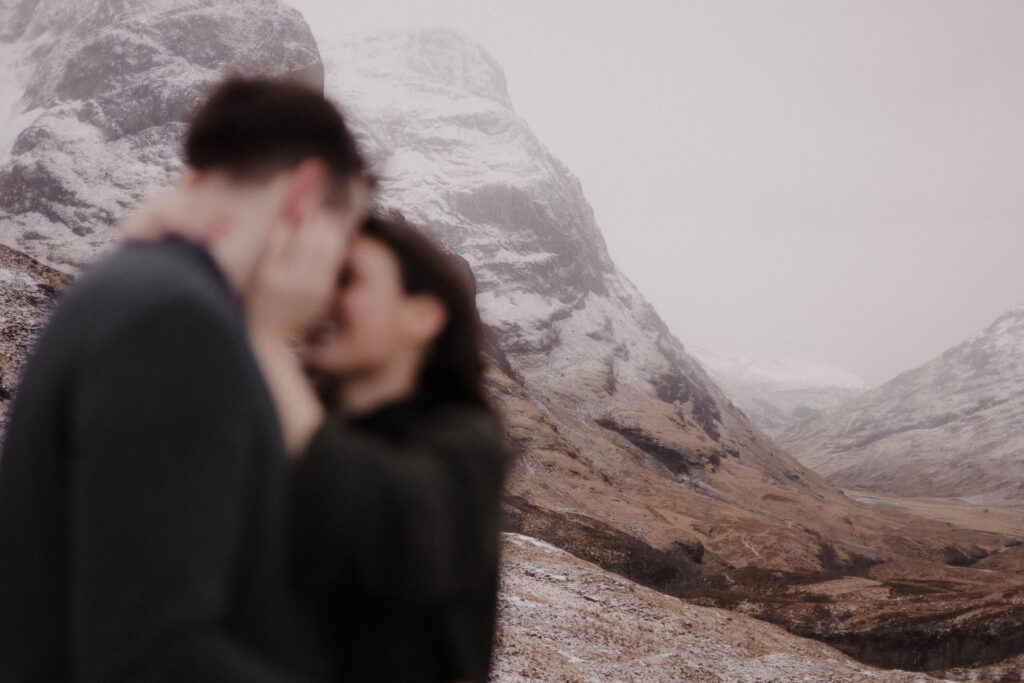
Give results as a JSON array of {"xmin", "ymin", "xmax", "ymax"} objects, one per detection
[{"xmin": 321, "ymin": 212, "xmax": 494, "ymax": 415}]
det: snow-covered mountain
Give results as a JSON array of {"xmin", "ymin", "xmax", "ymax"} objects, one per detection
[
  {"xmin": 311, "ymin": 29, "xmax": 1014, "ymax": 580},
  {"xmin": 781, "ymin": 306, "xmax": 1024, "ymax": 501},
  {"xmin": 0, "ymin": 0, "xmax": 322, "ymax": 269},
  {"xmin": 692, "ymin": 347, "xmax": 867, "ymax": 436}
]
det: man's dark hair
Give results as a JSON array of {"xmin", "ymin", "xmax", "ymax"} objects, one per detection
[{"xmin": 184, "ymin": 76, "xmax": 368, "ymax": 197}]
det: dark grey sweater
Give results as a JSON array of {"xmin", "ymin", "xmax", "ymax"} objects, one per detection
[
  {"xmin": 0, "ymin": 237, "xmax": 333, "ymax": 682},
  {"xmin": 292, "ymin": 400, "xmax": 507, "ymax": 682}
]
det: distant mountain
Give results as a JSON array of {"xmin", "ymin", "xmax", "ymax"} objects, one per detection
[
  {"xmin": 781, "ymin": 306, "xmax": 1024, "ymax": 501},
  {"xmin": 692, "ymin": 348, "xmax": 866, "ymax": 436}
]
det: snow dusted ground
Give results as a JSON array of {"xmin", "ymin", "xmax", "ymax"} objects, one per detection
[{"xmin": 494, "ymin": 533, "xmax": 934, "ymax": 682}]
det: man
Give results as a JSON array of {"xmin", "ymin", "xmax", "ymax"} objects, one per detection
[{"xmin": 0, "ymin": 77, "xmax": 371, "ymax": 681}]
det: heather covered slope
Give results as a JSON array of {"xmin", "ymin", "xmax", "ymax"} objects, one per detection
[
  {"xmin": 781, "ymin": 306, "xmax": 1024, "ymax": 501},
  {"xmin": 494, "ymin": 533, "xmax": 935, "ymax": 682}
]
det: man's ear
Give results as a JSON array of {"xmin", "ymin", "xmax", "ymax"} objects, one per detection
[
  {"xmin": 405, "ymin": 294, "xmax": 448, "ymax": 345},
  {"xmin": 281, "ymin": 159, "xmax": 329, "ymax": 228},
  {"xmin": 181, "ymin": 168, "xmax": 203, "ymax": 188}
]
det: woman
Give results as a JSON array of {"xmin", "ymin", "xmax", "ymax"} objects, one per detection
[{"xmin": 246, "ymin": 213, "xmax": 508, "ymax": 682}]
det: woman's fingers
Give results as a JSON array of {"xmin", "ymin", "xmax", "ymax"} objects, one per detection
[{"xmin": 246, "ymin": 208, "xmax": 352, "ymax": 343}]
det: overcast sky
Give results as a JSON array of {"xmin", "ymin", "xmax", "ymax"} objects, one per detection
[{"xmin": 289, "ymin": 0, "xmax": 1024, "ymax": 386}]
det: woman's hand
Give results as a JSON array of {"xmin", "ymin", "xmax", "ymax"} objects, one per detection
[
  {"xmin": 245, "ymin": 205, "xmax": 350, "ymax": 345},
  {"xmin": 245, "ymin": 195, "xmax": 366, "ymax": 458}
]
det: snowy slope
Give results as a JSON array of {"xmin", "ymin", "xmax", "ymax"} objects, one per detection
[
  {"xmin": 0, "ymin": 0, "xmax": 322, "ymax": 269},
  {"xmin": 692, "ymin": 347, "xmax": 866, "ymax": 436},
  {"xmin": 781, "ymin": 306, "xmax": 1024, "ymax": 501}
]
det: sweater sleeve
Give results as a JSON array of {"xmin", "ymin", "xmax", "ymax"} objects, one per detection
[
  {"xmin": 291, "ymin": 407, "xmax": 507, "ymax": 607},
  {"xmin": 69, "ymin": 297, "xmax": 307, "ymax": 683}
]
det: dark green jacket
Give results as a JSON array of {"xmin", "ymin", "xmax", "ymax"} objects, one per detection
[{"xmin": 292, "ymin": 400, "xmax": 507, "ymax": 682}]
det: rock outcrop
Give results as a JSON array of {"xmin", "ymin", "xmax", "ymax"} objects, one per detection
[{"xmin": 0, "ymin": 243, "xmax": 67, "ymax": 432}]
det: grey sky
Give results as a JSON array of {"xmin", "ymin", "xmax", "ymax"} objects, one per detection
[{"xmin": 290, "ymin": 0, "xmax": 1024, "ymax": 386}]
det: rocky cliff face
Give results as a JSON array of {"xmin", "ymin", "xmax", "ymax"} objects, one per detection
[
  {"xmin": 781, "ymin": 306, "xmax": 1024, "ymax": 501},
  {"xmin": 0, "ymin": 0, "xmax": 322, "ymax": 268}
]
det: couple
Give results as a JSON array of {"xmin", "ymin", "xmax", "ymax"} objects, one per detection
[{"xmin": 0, "ymin": 77, "xmax": 506, "ymax": 681}]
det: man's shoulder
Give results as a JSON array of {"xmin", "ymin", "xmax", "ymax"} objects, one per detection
[
  {"xmin": 80, "ymin": 238, "xmax": 228, "ymax": 302},
  {"xmin": 63, "ymin": 238, "xmax": 237, "ymax": 328}
]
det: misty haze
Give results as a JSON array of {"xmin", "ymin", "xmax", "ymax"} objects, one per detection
[{"xmin": 1, "ymin": 0, "xmax": 1023, "ymax": 680}]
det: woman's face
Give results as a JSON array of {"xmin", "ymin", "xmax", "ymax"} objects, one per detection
[{"xmin": 304, "ymin": 235, "xmax": 434, "ymax": 378}]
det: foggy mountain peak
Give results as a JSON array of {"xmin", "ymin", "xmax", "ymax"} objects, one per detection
[
  {"xmin": 692, "ymin": 347, "xmax": 867, "ymax": 392},
  {"xmin": 692, "ymin": 347, "xmax": 868, "ymax": 437},
  {"xmin": 321, "ymin": 29, "xmax": 617, "ymax": 306}
]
